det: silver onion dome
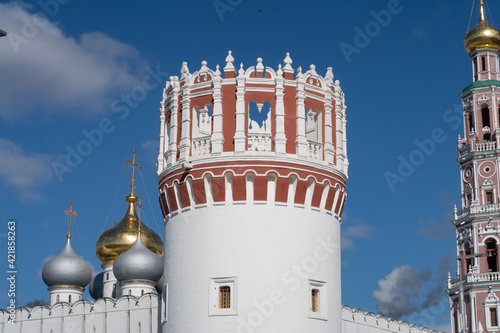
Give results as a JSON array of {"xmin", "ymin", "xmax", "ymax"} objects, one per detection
[
  {"xmin": 113, "ymin": 232, "xmax": 163, "ymax": 283},
  {"xmin": 42, "ymin": 239, "xmax": 92, "ymax": 288}
]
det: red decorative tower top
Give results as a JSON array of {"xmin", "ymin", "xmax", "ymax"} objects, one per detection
[{"xmin": 156, "ymin": 52, "xmax": 348, "ymax": 217}]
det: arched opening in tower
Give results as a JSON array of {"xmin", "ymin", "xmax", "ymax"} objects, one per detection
[
  {"xmin": 482, "ymin": 106, "xmax": 491, "ymax": 132},
  {"xmin": 486, "ymin": 238, "xmax": 498, "ymax": 272}
]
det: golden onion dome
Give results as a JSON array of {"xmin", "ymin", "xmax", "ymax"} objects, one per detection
[
  {"xmin": 464, "ymin": 0, "xmax": 500, "ymax": 53},
  {"xmin": 95, "ymin": 193, "xmax": 164, "ymax": 264}
]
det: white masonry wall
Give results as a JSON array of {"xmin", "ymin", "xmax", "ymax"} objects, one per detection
[
  {"xmin": 0, "ymin": 302, "xmax": 443, "ymax": 333},
  {"xmin": 163, "ymin": 204, "xmax": 342, "ymax": 333},
  {"xmin": 342, "ymin": 306, "xmax": 442, "ymax": 333},
  {"xmin": 0, "ymin": 294, "xmax": 160, "ymax": 333}
]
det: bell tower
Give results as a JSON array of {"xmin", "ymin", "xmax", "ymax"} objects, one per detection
[
  {"xmin": 448, "ymin": 2, "xmax": 500, "ymax": 333},
  {"xmin": 156, "ymin": 52, "xmax": 348, "ymax": 333}
]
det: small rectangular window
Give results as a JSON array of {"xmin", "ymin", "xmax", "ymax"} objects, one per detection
[
  {"xmin": 487, "ymin": 191, "xmax": 493, "ymax": 204},
  {"xmin": 308, "ymin": 280, "xmax": 327, "ymax": 320},
  {"xmin": 209, "ymin": 277, "xmax": 237, "ymax": 316},
  {"xmin": 161, "ymin": 284, "xmax": 168, "ymax": 323},
  {"xmin": 483, "ymin": 56, "xmax": 487, "ymax": 71},
  {"xmin": 491, "ymin": 307, "xmax": 498, "ymax": 327}
]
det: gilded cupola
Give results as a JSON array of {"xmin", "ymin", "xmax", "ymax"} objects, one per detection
[
  {"xmin": 94, "ymin": 150, "xmax": 164, "ymax": 264},
  {"xmin": 464, "ymin": 0, "xmax": 500, "ymax": 53}
]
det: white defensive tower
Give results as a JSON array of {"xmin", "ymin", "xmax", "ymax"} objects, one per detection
[{"xmin": 156, "ymin": 52, "xmax": 348, "ymax": 333}]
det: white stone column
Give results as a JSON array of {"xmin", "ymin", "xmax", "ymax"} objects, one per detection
[
  {"xmin": 295, "ymin": 68, "xmax": 308, "ymax": 157},
  {"xmin": 234, "ymin": 65, "xmax": 246, "ymax": 153},
  {"xmin": 491, "ymin": 88, "xmax": 498, "ymax": 132},
  {"xmin": 342, "ymin": 113, "xmax": 349, "ymax": 175},
  {"xmin": 473, "ymin": 160, "xmax": 479, "ymax": 204},
  {"xmin": 178, "ymin": 85, "xmax": 192, "ymax": 161},
  {"xmin": 324, "ymin": 90, "xmax": 335, "ymax": 165},
  {"xmin": 471, "ymin": 293, "xmax": 477, "ymax": 333},
  {"xmin": 335, "ymin": 108, "xmax": 344, "ymax": 169},
  {"xmin": 211, "ymin": 66, "xmax": 224, "ymax": 155},
  {"xmin": 166, "ymin": 77, "xmax": 180, "ymax": 166},
  {"xmin": 450, "ymin": 298, "xmax": 456, "ymax": 333},
  {"xmin": 333, "ymin": 81, "xmax": 347, "ymax": 172},
  {"xmin": 274, "ymin": 65, "xmax": 286, "ymax": 155},
  {"xmin": 158, "ymin": 105, "xmax": 166, "ymax": 173}
]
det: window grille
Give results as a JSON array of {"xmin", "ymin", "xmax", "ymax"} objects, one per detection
[
  {"xmin": 311, "ymin": 289, "xmax": 320, "ymax": 312},
  {"xmin": 219, "ymin": 286, "xmax": 231, "ymax": 309},
  {"xmin": 491, "ymin": 308, "xmax": 498, "ymax": 327}
]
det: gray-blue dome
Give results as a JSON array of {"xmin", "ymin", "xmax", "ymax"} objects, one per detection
[
  {"xmin": 89, "ymin": 272, "xmax": 104, "ymax": 299},
  {"xmin": 42, "ymin": 239, "xmax": 92, "ymax": 288},
  {"xmin": 113, "ymin": 232, "xmax": 163, "ymax": 283}
]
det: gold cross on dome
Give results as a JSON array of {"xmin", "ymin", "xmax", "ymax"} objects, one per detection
[
  {"xmin": 135, "ymin": 195, "xmax": 145, "ymax": 231},
  {"xmin": 64, "ymin": 201, "xmax": 77, "ymax": 239},
  {"xmin": 480, "ymin": 0, "xmax": 486, "ymax": 23},
  {"xmin": 125, "ymin": 149, "xmax": 142, "ymax": 195}
]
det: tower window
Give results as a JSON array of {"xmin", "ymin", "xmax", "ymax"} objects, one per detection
[
  {"xmin": 469, "ymin": 114, "xmax": 475, "ymax": 133},
  {"xmin": 209, "ymin": 277, "xmax": 237, "ymax": 316},
  {"xmin": 485, "ymin": 293, "xmax": 500, "ymax": 329},
  {"xmin": 486, "ymin": 239, "xmax": 498, "ymax": 272},
  {"xmin": 491, "ymin": 308, "xmax": 498, "ymax": 327},
  {"xmin": 483, "ymin": 56, "xmax": 487, "ymax": 71},
  {"xmin": 487, "ymin": 191, "xmax": 493, "ymax": 204},
  {"xmin": 161, "ymin": 284, "xmax": 168, "ymax": 323},
  {"xmin": 311, "ymin": 289, "xmax": 320, "ymax": 312},
  {"xmin": 219, "ymin": 286, "xmax": 231, "ymax": 309},
  {"xmin": 308, "ymin": 280, "xmax": 327, "ymax": 320},
  {"xmin": 464, "ymin": 242, "xmax": 472, "ymax": 273},
  {"xmin": 482, "ymin": 107, "xmax": 491, "ymax": 128}
]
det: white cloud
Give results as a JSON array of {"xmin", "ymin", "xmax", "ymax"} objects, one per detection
[
  {"xmin": 0, "ymin": 138, "xmax": 56, "ymax": 200},
  {"xmin": 0, "ymin": 2, "xmax": 146, "ymax": 120},
  {"xmin": 373, "ymin": 265, "xmax": 421, "ymax": 318},
  {"xmin": 373, "ymin": 257, "xmax": 454, "ymax": 320}
]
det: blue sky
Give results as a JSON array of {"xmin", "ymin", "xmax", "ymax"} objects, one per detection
[{"xmin": 0, "ymin": 0, "xmax": 493, "ymax": 331}]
